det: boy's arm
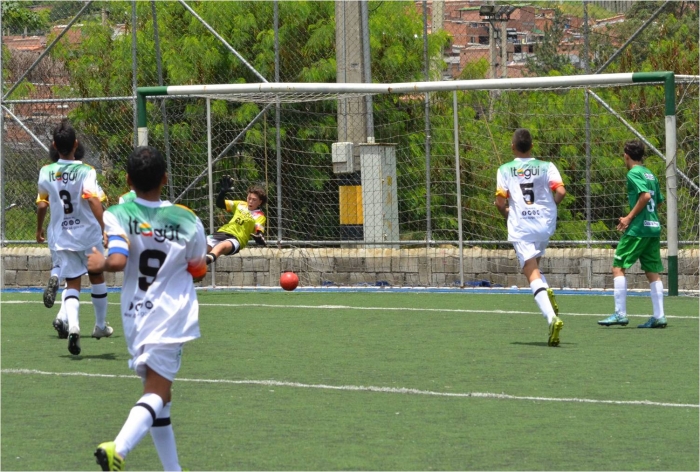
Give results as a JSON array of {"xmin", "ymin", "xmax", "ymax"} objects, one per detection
[
  {"xmin": 36, "ymin": 201, "xmax": 48, "ymax": 243},
  {"xmin": 87, "ymin": 211, "xmax": 128, "ymax": 273},
  {"xmin": 87, "ymin": 247, "xmax": 127, "ymax": 273},
  {"xmin": 494, "ymin": 195, "xmax": 509, "ymax": 219},
  {"xmin": 216, "ymin": 175, "xmax": 234, "ymax": 210},
  {"xmin": 553, "ymin": 185, "xmax": 566, "ymax": 205},
  {"xmin": 87, "ymin": 196, "xmax": 105, "ymax": 231},
  {"xmin": 617, "ymin": 192, "xmax": 651, "ymax": 231}
]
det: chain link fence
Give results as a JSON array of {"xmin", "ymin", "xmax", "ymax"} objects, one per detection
[{"xmin": 1, "ymin": 1, "xmax": 698, "ymax": 288}]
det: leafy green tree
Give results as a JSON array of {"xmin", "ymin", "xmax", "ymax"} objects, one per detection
[{"xmin": 1, "ymin": 1, "xmax": 48, "ymax": 35}]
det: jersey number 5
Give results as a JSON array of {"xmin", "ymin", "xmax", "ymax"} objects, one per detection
[
  {"xmin": 138, "ymin": 249, "xmax": 167, "ymax": 291},
  {"xmin": 520, "ymin": 183, "xmax": 535, "ymax": 205}
]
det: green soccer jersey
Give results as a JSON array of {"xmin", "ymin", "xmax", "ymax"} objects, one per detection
[{"xmin": 625, "ymin": 165, "xmax": 664, "ymax": 238}]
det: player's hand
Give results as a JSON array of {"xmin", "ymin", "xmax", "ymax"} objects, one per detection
[
  {"xmin": 616, "ymin": 216, "xmax": 631, "ymax": 232},
  {"xmin": 36, "ymin": 230, "xmax": 45, "ymax": 244},
  {"xmin": 86, "ymin": 246, "xmax": 106, "ymax": 273},
  {"xmin": 252, "ymin": 232, "xmax": 266, "ymax": 246},
  {"xmin": 218, "ymin": 175, "xmax": 234, "ymax": 195}
]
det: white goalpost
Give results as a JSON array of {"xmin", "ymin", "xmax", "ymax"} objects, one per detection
[{"xmin": 136, "ymin": 72, "xmax": 698, "ymax": 293}]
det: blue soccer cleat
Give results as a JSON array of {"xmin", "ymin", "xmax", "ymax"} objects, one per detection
[{"xmin": 597, "ymin": 314, "xmax": 629, "ymax": 326}]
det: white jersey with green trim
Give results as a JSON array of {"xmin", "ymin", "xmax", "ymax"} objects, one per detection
[
  {"xmin": 37, "ymin": 159, "xmax": 103, "ymax": 251},
  {"xmin": 495, "ymin": 157, "xmax": 564, "ymax": 242},
  {"xmin": 104, "ymin": 198, "xmax": 207, "ymax": 354}
]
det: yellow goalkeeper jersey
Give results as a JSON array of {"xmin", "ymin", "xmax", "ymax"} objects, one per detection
[{"xmin": 217, "ymin": 200, "xmax": 266, "ymax": 248}]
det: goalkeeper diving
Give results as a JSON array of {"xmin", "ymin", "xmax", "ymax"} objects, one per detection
[{"xmin": 206, "ymin": 176, "xmax": 267, "ymax": 265}]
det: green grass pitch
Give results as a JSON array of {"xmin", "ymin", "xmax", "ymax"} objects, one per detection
[{"xmin": 1, "ymin": 290, "xmax": 698, "ymax": 470}]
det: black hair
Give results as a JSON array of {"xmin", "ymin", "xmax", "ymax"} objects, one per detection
[
  {"xmin": 512, "ymin": 128, "xmax": 533, "ymax": 154},
  {"xmin": 624, "ymin": 139, "xmax": 645, "ymax": 162},
  {"xmin": 127, "ymin": 146, "xmax": 166, "ymax": 193},
  {"xmin": 52, "ymin": 119, "xmax": 76, "ymax": 157},
  {"xmin": 248, "ymin": 184, "xmax": 267, "ymax": 206},
  {"xmin": 49, "ymin": 146, "xmax": 59, "ymax": 163},
  {"xmin": 74, "ymin": 141, "xmax": 85, "ymax": 160}
]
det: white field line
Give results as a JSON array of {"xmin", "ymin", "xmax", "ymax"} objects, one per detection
[
  {"xmin": 2, "ymin": 300, "xmax": 696, "ymax": 319},
  {"xmin": 2, "ymin": 368, "xmax": 697, "ymax": 409}
]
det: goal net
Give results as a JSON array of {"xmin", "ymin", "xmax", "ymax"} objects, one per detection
[{"xmin": 138, "ymin": 74, "xmax": 699, "ymax": 291}]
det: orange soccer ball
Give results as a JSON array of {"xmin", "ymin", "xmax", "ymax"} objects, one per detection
[{"xmin": 280, "ymin": 272, "xmax": 299, "ymax": 291}]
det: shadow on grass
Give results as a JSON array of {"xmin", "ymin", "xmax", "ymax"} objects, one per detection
[
  {"xmin": 510, "ymin": 341, "xmax": 575, "ymax": 347},
  {"xmin": 60, "ymin": 352, "xmax": 121, "ymax": 361}
]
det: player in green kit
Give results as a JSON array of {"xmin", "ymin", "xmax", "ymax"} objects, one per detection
[
  {"xmin": 598, "ymin": 139, "xmax": 667, "ymax": 328},
  {"xmin": 205, "ymin": 176, "xmax": 267, "ymax": 265}
]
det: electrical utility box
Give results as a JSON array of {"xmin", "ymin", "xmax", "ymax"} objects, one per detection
[
  {"xmin": 359, "ymin": 144, "xmax": 399, "ymax": 248},
  {"xmin": 332, "ymin": 142, "xmax": 355, "ymax": 174}
]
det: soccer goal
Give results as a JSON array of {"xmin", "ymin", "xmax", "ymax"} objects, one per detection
[{"xmin": 136, "ymin": 72, "xmax": 699, "ymax": 293}]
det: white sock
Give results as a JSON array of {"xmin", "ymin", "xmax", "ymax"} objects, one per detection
[
  {"xmin": 530, "ymin": 278, "xmax": 555, "ymax": 324},
  {"xmin": 63, "ymin": 289, "xmax": 80, "ymax": 330},
  {"xmin": 650, "ymin": 280, "xmax": 665, "ymax": 319},
  {"xmin": 50, "ymin": 266, "xmax": 61, "ymax": 279},
  {"xmin": 150, "ymin": 403, "xmax": 181, "ymax": 471},
  {"xmin": 56, "ymin": 290, "xmax": 68, "ymax": 322},
  {"xmin": 91, "ymin": 283, "xmax": 108, "ymax": 329},
  {"xmin": 613, "ymin": 276, "xmax": 627, "ymax": 316},
  {"xmin": 115, "ymin": 393, "xmax": 164, "ymax": 458},
  {"xmin": 539, "ymin": 273, "xmax": 549, "ymax": 288}
]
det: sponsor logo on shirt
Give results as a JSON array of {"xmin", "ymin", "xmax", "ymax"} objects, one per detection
[
  {"xmin": 643, "ymin": 221, "xmax": 660, "ymax": 227},
  {"xmin": 511, "ymin": 167, "xmax": 540, "ymax": 179},
  {"xmin": 643, "ymin": 173, "xmax": 655, "ymax": 180},
  {"xmin": 128, "ymin": 217, "xmax": 180, "ymax": 242},
  {"xmin": 50, "ymin": 169, "xmax": 78, "ymax": 184}
]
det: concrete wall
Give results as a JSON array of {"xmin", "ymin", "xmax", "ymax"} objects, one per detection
[{"xmin": 2, "ymin": 247, "xmax": 698, "ymax": 291}]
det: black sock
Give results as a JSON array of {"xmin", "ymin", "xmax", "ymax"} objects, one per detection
[{"xmin": 206, "ymin": 253, "xmax": 217, "ymax": 265}]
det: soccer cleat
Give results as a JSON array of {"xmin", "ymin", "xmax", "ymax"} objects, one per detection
[
  {"xmin": 43, "ymin": 275, "xmax": 59, "ymax": 308},
  {"xmin": 546, "ymin": 288, "xmax": 559, "ymax": 316},
  {"xmin": 92, "ymin": 323, "xmax": 114, "ymax": 340},
  {"xmin": 95, "ymin": 441, "xmax": 125, "ymax": 471},
  {"xmin": 52, "ymin": 318, "xmax": 69, "ymax": 339},
  {"xmin": 597, "ymin": 314, "xmax": 629, "ymax": 326},
  {"xmin": 67, "ymin": 326, "xmax": 81, "ymax": 355},
  {"xmin": 548, "ymin": 316, "xmax": 563, "ymax": 347},
  {"xmin": 638, "ymin": 316, "xmax": 668, "ymax": 329}
]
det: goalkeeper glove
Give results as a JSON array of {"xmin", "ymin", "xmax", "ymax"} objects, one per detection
[
  {"xmin": 216, "ymin": 175, "xmax": 235, "ymax": 209},
  {"xmin": 252, "ymin": 232, "xmax": 266, "ymax": 246}
]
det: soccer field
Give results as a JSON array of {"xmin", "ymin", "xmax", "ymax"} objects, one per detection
[{"xmin": 1, "ymin": 290, "xmax": 698, "ymax": 471}]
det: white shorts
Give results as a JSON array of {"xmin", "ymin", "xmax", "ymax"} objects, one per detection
[
  {"xmin": 129, "ymin": 343, "xmax": 184, "ymax": 382},
  {"xmin": 512, "ymin": 241, "xmax": 548, "ymax": 269},
  {"xmin": 54, "ymin": 249, "xmax": 94, "ymax": 280}
]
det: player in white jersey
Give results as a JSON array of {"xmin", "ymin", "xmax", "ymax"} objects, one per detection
[
  {"xmin": 44, "ymin": 142, "xmax": 110, "ymax": 340},
  {"xmin": 36, "ymin": 120, "xmax": 112, "ymax": 355},
  {"xmin": 88, "ymin": 146, "xmax": 207, "ymax": 472},
  {"xmin": 495, "ymin": 129, "xmax": 567, "ymax": 347}
]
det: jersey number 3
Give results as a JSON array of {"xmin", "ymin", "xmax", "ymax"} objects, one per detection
[{"xmin": 138, "ymin": 250, "xmax": 167, "ymax": 291}]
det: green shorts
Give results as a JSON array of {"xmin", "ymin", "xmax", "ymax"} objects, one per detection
[{"xmin": 613, "ymin": 234, "xmax": 664, "ymax": 273}]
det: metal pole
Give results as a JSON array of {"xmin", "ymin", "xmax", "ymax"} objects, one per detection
[
  {"xmin": 0, "ymin": 1, "xmax": 5, "ymax": 251},
  {"xmin": 275, "ymin": 1, "xmax": 282, "ymax": 247},
  {"xmin": 583, "ymin": 1, "xmax": 592, "ymax": 288},
  {"xmin": 361, "ymin": 0, "xmax": 374, "ymax": 142},
  {"xmin": 207, "ymin": 98, "xmax": 215, "ymax": 287},
  {"xmin": 1, "ymin": 106, "xmax": 49, "ymax": 152},
  {"xmin": 423, "ymin": 0, "xmax": 432, "ymax": 246},
  {"xmin": 453, "ymin": 91, "xmax": 464, "ymax": 287},
  {"xmin": 131, "ymin": 2, "xmax": 138, "ymax": 147},
  {"xmin": 151, "ymin": 1, "xmax": 174, "ymax": 201}
]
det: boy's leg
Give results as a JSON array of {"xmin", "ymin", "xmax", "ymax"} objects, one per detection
[
  {"xmin": 638, "ymin": 238, "xmax": 667, "ymax": 327},
  {"xmin": 89, "ymin": 272, "xmax": 112, "ymax": 339},
  {"xmin": 206, "ymin": 237, "xmax": 241, "ymax": 265},
  {"xmin": 150, "ymin": 402, "xmax": 181, "ymax": 471},
  {"xmin": 44, "ymin": 252, "xmax": 61, "ymax": 308},
  {"xmin": 52, "ymin": 288, "xmax": 70, "ymax": 339},
  {"xmin": 518, "ymin": 243, "xmax": 562, "ymax": 347},
  {"xmin": 63, "ymin": 277, "xmax": 82, "ymax": 355}
]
